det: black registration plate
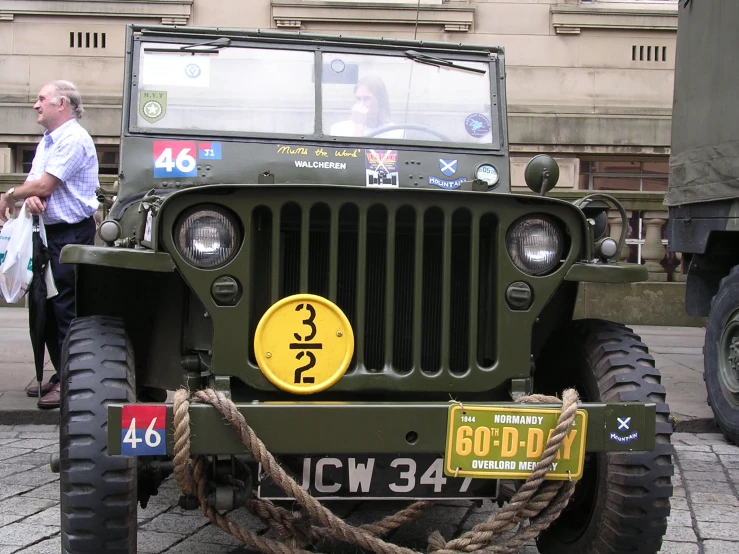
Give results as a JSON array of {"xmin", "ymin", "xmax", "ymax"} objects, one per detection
[{"xmin": 258, "ymin": 455, "xmax": 499, "ymax": 500}]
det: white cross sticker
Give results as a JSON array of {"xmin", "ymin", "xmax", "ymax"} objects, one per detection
[
  {"xmin": 439, "ymin": 159, "xmax": 457, "ymax": 175},
  {"xmin": 617, "ymin": 417, "xmax": 631, "ymax": 431}
]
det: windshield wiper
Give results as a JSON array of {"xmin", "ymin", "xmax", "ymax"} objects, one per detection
[
  {"xmin": 144, "ymin": 37, "xmax": 230, "ymax": 54},
  {"xmin": 180, "ymin": 37, "xmax": 230, "ymax": 53},
  {"xmin": 405, "ymin": 50, "xmax": 487, "ymax": 74}
]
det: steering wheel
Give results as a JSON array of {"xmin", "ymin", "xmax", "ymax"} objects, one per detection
[{"xmin": 365, "ymin": 124, "xmax": 451, "ymax": 142}]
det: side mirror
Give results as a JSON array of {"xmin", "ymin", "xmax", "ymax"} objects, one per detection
[{"xmin": 524, "ymin": 155, "xmax": 560, "ymax": 196}]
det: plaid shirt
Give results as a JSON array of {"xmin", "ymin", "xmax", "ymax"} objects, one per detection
[{"xmin": 27, "ymin": 119, "xmax": 99, "ymax": 225}]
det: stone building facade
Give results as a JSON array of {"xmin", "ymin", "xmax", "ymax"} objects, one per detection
[{"xmin": 0, "ymin": 0, "xmax": 680, "ymax": 275}]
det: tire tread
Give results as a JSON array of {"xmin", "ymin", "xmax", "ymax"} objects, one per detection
[
  {"xmin": 60, "ymin": 316, "xmax": 137, "ymax": 554},
  {"xmin": 704, "ymin": 265, "xmax": 739, "ymax": 445},
  {"xmin": 536, "ymin": 319, "xmax": 673, "ymax": 554}
]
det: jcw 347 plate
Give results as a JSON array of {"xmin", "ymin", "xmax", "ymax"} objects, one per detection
[{"xmin": 258, "ymin": 455, "xmax": 499, "ymax": 500}]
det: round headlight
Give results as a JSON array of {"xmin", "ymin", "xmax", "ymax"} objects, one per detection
[
  {"xmin": 175, "ymin": 207, "xmax": 241, "ymax": 268},
  {"xmin": 476, "ymin": 164, "xmax": 499, "ymax": 188},
  {"xmin": 505, "ymin": 216, "xmax": 564, "ymax": 276}
]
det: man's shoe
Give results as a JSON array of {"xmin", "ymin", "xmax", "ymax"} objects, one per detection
[
  {"xmin": 26, "ymin": 381, "xmax": 56, "ymax": 398},
  {"xmin": 37, "ymin": 382, "xmax": 61, "ymax": 410}
]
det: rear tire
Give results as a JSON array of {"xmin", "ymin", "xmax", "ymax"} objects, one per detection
[
  {"xmin": 60, "ymin": 316, "xmax": 137, "ymax": 553},
  {"xmin": 704, "ymin": 265, "xmax": 739, "ymax": 444},
  {"xmin": 534, "ymin": 319, "xmax": 673, "ymax": 554}
]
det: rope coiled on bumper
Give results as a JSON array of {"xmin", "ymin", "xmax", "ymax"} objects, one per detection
[{"xmin": 172, "ymin": 388, "xmax": 580, "ymax": 554}]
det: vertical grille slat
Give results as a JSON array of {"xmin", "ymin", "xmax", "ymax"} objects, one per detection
[
  {"xmin": 383, "ymin": 208, "xmax": 396, "ymax": 369},
  {"xmin": 450, "ymin": 209, "xmax": 472, "ymax": 374},
  {"xmin": 477, "ymin": 214, "xmax": 498, "ymax": 367},
  {"xmin": 355, "ymin": 207, "xmax": 368, "ymax": 369},
  {"xmin": 440, "ymin": 210, "xmax": 453, "ymax": 371},
  {"xmin": 308, "ymin": 204, "xmax": 330, "ymax": 298},
  {"xmin": 337, "ymin": 204, "xmax": 359, "ymax": 373},
  {"xmin": 300, "ymin": 206, "xmax": 310, "ymax": 292},
  {"xmin": 364, "ymin": 206, "xmax": 387, "ymax": 371},
  {"xmin": 279, "ymin": 203, "xmax": 302, "ymax": 298},
  {"xmin": 270, "ymin": 206, "xmax": 281, "ymax": 304},
  {"xmin": 412, "ymin": 210, "xmax": 425, "ymax": 372},
  {"xmin": 328, "ymin": 207, "xmax": 339, "ymax": 302},
  {"xmin": 248, "ymin": 206, "xmax": 273, "ymax": 365},
  {"xmin": 467, "ymin": 215, "xmax": 481, "ymax": 372},
  {"xmin": 393, "ymin": 206, "xmax": 415, "ymax": 373},
  {"xmin": 421, "ymin": 209, "xmax": 443, "ymax": 373}
]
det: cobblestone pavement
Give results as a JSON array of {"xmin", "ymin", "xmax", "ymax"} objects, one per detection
[{"xmin": 0, "ymin": 426, "xmax": 737, "ymax": 554}]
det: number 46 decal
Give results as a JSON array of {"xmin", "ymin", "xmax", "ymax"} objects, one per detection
[
  {"xmin": 121, "ymin": 406, "xmax": 167, "ymax": 456},
  {"xmin": 153, "ymin": 141, "xmax": 197, "ymax": 178}
]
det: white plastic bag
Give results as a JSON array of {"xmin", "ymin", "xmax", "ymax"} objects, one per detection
[{"xmin": 0, "ymin": 202, "xmax": 34, "ymax": 303}]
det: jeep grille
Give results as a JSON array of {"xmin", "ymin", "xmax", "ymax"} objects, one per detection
[{"xmin": 246, "ymin": 197, "xmax": 498, "ymax": 377}]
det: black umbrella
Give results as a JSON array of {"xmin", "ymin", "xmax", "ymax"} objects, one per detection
[{"xmin": 28, "ymin": 215, "xmax": 49, "ymax": 400}]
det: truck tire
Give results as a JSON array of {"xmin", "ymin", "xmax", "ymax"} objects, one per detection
[
  {"xmin": 704, "ymin": 265, "xmax": 739, "ymax": 444},
  {"xmin": 534, "ymin": 319, "xmax": 673, "ymax": 554},
  {"xmin": 60, "ymin": 316, "xmax": 137, "ymax": 553}
]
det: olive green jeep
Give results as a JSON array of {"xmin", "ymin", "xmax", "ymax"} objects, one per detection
[{"xmin": 58, "ymin": 24, "xmax": 673, "ymax": 554}]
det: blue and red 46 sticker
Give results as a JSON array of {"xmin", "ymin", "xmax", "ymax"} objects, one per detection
[
  {"xmin": 153, "ymin": 141, "xmax": 223, "ymax": 178},
  {"xmin": 154, "ymin": 141, "xmax": 197, "ymax": 178},
  {"xmin": 121, "ymin": 405, "xmax": 167, "ymax": 456}
]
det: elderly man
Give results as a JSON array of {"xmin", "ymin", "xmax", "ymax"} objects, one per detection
[{"xmin": 0, "ymin": 80, "xmax": 99, "ymax": 409}]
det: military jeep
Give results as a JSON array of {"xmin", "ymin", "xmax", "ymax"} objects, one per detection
[{"xmin": 59, "ymin": 25, "xmax": 673, "ymax": 554}]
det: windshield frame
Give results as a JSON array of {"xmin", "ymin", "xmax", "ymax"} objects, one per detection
[{"xmin": 126, "ymin": 30, "xmax": 503, "ymax": 151}]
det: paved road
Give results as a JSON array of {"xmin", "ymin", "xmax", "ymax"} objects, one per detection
[{"xmin": 0, "ymin": 426, "xmax": 736, "ymax": 554}]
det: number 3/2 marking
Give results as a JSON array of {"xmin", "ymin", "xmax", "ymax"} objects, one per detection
[
  {"xmin": 290, "ymin": 303, "xmax": 323, "ymax": 384},
  {"xmin": 294, "ymin": 351, "xmax": 316, "ymax": 384},
  {"xmin": 293, "ymin": 303, "xmax": 317, "ymax": 341}
]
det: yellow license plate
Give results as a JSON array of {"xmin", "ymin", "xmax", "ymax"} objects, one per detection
[
  {"xmin": 444, "ymin": 405, "xmax": 587, "ymax": 480},
  {"xmin": 254, "ymin": 294, "xmax": 354, "ymax": 395}
]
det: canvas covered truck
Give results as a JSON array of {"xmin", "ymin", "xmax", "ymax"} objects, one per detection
[
  {"xmin": 666, "ymin": 0, "xmax": 739, "ymax": 445},
  {"xmin": 58, "ymin": 24, "xmax": 673, "ymax": 553}
]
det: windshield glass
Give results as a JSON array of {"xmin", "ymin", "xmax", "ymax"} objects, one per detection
[
  {"xmin": 322, "ymin": 52, "xmax": 492, "ymax": 144},
  {"xmin": 136, "ymin": 44, "xmax": 315, "ymax": 134},
  {"xmin": 134, "ymin": 42, "xmax": 494, "ymax": 145}
]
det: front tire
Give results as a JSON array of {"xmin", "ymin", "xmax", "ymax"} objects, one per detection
[
  {"xmin": 60, "ymin": 316, "xmax": 137, "ymax": 553},
  {"xmin": 704, "ymin": 265, "xmax": 739, "ymax": 444},
  {"xmin": 534, "ymin": 319, "xmax": 673, "ymax": 554}
]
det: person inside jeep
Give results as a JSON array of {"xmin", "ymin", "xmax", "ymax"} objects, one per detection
[{"xmin": 329, "ymin": 76, "xmax": 404, "ymax": 139}]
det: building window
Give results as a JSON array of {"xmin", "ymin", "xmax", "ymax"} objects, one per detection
[
  {"xmin": 581, "ymin": 159, "xmax": 668, "ymax": 193},
  {"xmin": 17, "ymin": 145, "xmax": 119, "ymax": 176},
  {"xmin": 97, "ymin": 148, "xmax": 119, "ymax": 175}
]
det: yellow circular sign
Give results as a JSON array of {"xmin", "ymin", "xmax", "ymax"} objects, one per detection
[{"xmin": 254, "ymin": 294, "xmax": 355, "ymax": 394}]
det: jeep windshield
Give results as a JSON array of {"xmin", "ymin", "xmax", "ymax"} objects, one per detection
[{"xmin": 133, "ymin": 41, "xmax": 496, "ymax": 146}]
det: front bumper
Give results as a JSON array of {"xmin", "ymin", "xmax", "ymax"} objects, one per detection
[{"xmin": 108, "ymin": 400, "xmax": 656, "ymax": 456}]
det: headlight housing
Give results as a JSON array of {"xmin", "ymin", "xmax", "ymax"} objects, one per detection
[
  {"xmin": 505, "ymin": 216, "xmax": 564, "ymax": 276},
  {"xmin": 175, "ymin": 206, "xmax": 241, "ymax": 268}
]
